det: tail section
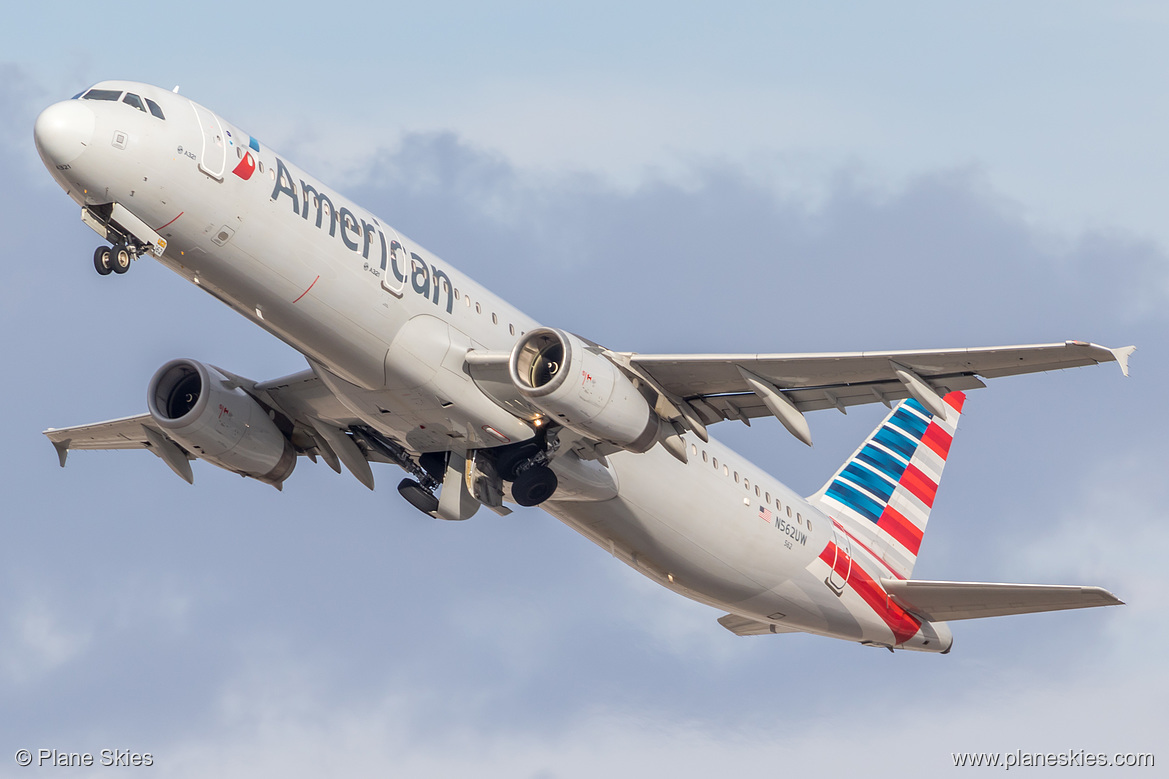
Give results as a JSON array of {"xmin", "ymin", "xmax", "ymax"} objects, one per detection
[{"xmin": 809, "ymin": 391, "xmax": 965, "ymax": 579}]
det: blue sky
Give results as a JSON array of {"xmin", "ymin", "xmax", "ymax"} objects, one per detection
[{"xmin": 2, "ymin": 3, "xmax": 1166, "ymax": 776}]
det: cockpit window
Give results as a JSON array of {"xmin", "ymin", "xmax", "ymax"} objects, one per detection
[
  {"xmin": 123, "ymin": 93, "xmax": 147, "ymax": 113},
  {"xmin": 145, "ymin": 98, "xmax": 165, "ymax": 120},
  {"xmin": 81, "ymin": 89, "xmax": 123, "ymax": 102}
]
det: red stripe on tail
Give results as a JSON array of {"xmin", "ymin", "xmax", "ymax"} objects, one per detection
[
  {"xmin": 900, "ymin": 464, "xmax": 938, "ymax": 507},
  {"xmin": 878, "ymin": 505, "xmax": 923, "ymax": 555}
]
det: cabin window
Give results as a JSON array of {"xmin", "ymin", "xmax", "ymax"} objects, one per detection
[
  {"xmin": 123, "ymin": 93, "xmax": 147, "ymax": 113},
  {"xmin": 258, "ymin": 161, "xmax": 265, "ymax": 174},
  {"xmin": 787, "ymin": 506, "xmax": 793, "ymax": 518},
  {"xmin": 145, "ymin": 98, "xmax": 165, "ymax": 120},
  {"xmin": 712, "ymin": 457, "xmax": 718, "ymax": 469},
  {"xmin": 690, "ymin": 444, "xmax": 697, "ymax": 456},
  {"xmin": 492, "ymin": 313, "xmax": 498, "ymax": 325},
  {"xmin": 806, "ymin": 518, "xmax": 812, "ymax": 531},
  {"xmin": 723, "ymin": 465, "xmax": 729, "ymax": 477},
  {"xmin": 475, "ymin": 303, "xmax": 482, "ymax": 314},
  {"xmin": 743, "ymin": 477, "xmax": 749, "ymax": 490},
  {"xmin": 82, "ymin": 88, "xmax": 122, "ymax": 102},
  {"xmin": 755, "ymin": 485, "xmax": 761, "ymax": 497},
  {"xmin": 453, "ymin": 289, "xmax": 460, "ymax": 300},
  {"xmin": 734, "ymin": 471, "xmax": 739, "ymax": 483},
  {"xmin": 702, "ymin": 451, "xmax": 708, "ymax": 463},
  {"xmin": 798, "ymin": 513, "xmax": 804, "ymax": 526},
  {"xmin": 765, "ymin": 492, "xmax": 771, "ymax": 503},
  {"xmin": 775, "ymin": 499, "xmax": 782, "ymax": 511},
  {"xmin": 464, "ymin": 295, "xmax": 471, "ymax": 307},
  {"xmin": 237, "ymin": 146, "xmax": 244, "ymax": 159},
  {"xmin": 509, "ymin": 324, "xmax": 515, "ymax": 336}
]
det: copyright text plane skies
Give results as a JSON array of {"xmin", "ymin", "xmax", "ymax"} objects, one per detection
[{"xmin": 34, "ymin": 81, "xmax": 1131, "ymax": 652}]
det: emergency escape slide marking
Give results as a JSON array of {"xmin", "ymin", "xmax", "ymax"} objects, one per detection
[
  {"xmin": 819, "ymin": 541, "xmax": 922, "ymax": 644},
  {"xmin": 292, "ymin": 275, "xmax": 320, "ymax": 304},
  {"xmin": 154, "ymin": 211, "xmax": 184, "ymax": 231}
]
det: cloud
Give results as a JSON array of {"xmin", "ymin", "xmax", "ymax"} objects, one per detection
[{"xmin": 347, "ymin": 134, "xmax": 1169, "ymax": 354}]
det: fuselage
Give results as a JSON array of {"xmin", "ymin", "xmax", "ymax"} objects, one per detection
[{"xmin": 34, "ymin": 81, "xmax": 952, "ymax": 652}]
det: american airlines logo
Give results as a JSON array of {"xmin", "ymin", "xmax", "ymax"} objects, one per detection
[{"xmin": 269, "ymin": 157, "xmax": 454, "ymax": 313}]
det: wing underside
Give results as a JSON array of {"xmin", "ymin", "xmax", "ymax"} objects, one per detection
[{"xmin": 626, "ymin": 341, "xmax": 1133, "ymax": 428}]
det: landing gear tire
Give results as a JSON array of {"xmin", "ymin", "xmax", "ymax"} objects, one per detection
[
  {"xmin": 398, "ymin": 478, "xmax": 439, "ymax": 515},
  {"xmin": 93, "ymin": 245, "xmax": 113, "ymax": 276},
  {"xmin": 512, "ymin": 465, "xmax": 558, "ymax": 507},
  {"xmin": 111, "ymin": 243, "xmax": 132, "ymax": 274}
]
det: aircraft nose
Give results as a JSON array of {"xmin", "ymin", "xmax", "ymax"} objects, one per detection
[{"xmin": 34, "ymin": 100, "xmax": 96, "ymax": 169}]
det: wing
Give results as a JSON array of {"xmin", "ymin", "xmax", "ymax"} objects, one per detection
[
  {"xmin": 44, "ymin": 368, "xmax": 385, "ymax": 489},
  {"xmin": 616, "ymin": 341, "xmax": 1134, "ymax": 445},
  {"xmin": 45, "ymin": 413, "xmax": 195, "ymax": 483},
  {"xmin": 44, "ymin": 366, "xmax": 448, "ymax": 498},
  {"xmin": 882, "ymin": 579, "xmax": 1124, "ymax": 621}
]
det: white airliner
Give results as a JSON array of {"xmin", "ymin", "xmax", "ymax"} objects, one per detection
[{"xmin": 34, "ymin": 81, "xmax": 1133, "ymax": 653}]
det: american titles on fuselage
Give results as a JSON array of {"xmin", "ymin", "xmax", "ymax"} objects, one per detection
[{"xmin": 267, "ymin": 157, "xmax": 454, "ymax": 314}]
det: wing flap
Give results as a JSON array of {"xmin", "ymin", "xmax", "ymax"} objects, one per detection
[{"xmin": 882, "ymin": 579, "xmax": 1124, "ymax": 622}]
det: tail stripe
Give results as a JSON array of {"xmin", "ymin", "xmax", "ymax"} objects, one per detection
[
  {"xmin": 900, "ymin": 464, "xmax": 938, "ymax": 508},
  {"xmin": 810, "ymin": 391, "xmax": 966, "ymax": 579},
  {"xmin": 921, "ymin": 425, "xmax": 953, "ymax": 458},
  {"xmin": 841, "ymin": 461, "xmax": 897, "ymax": 502},
  {"xmin": 877, "ymin": 505, "xmax": 923, "ymax": 554},
  {"xmin": 857, "ymin": 444, "xmax": 910, "ymax": 482},
  {"xmin": 826, "ymin": 481, "xmax": 884, "ymax": 522},
  {"xmin": 873, "ymin": 426, "xmax": 918, "ymax": 459},
  {"xmin": 889, "ymin": 407, "xmax": 930, "ymax": 439}
]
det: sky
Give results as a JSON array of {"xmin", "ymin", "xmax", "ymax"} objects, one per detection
[{"xmin": 2, "ymin": 2, "xmax": 1167, "ymax": 776}]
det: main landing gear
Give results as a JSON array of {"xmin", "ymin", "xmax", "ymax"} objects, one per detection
[{"xmin": 92, "ymin": 241, "xmax": 137, "ymax": 276}]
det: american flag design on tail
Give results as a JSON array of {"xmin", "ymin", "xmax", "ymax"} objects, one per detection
[{"xmin": 810, "ymin": 391, "xmax": 965, "ymax": 579}]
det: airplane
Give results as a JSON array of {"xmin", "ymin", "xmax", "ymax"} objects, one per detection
[{"xmin": 33, "ymin": 80, "xmax": 1133, "ymax": 653}]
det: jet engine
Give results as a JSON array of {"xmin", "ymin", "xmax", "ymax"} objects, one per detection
[
  {"xmin": 147, "ymin": 359, "xmax": 296, "ymax": 486},
  {"xmin": 508, "ymin": 328, "xmax": 659, "ymax": 452}
]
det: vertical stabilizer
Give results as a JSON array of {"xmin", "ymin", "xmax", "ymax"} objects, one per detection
[{"xmin": 809, "ymin": 391, "xmax": 965, "ymax": 579}]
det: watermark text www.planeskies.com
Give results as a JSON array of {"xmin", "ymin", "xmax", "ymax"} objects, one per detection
[{"xmin": 952, "ymin": 750, "xmax": 1154, "ymax": 770}]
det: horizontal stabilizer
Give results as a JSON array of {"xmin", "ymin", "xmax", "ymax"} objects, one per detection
[
  {"xmin": 717, "ymin": 613, "xmax": 806, "ymax": 636},
  {"xmin": 882, "ymin": 579, "xmax": 1124, "ymax": 621}
]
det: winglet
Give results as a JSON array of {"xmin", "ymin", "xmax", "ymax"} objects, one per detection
[
  {"xmin": 1110, "ymin": 345, "xmax": 1136, "ymax": 377},
  {"xmin": 51, "ymin": 438, "xmax": 70, "ymax": 468}
]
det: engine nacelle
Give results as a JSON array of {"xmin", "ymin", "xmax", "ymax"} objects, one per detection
[
  {"xmin": 147, "ymin": 359, "xmax": 296, "ymax": 486},
  {"xmin": 509, "ymin": 328, "xmax": 659, "ymax": 452}
]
